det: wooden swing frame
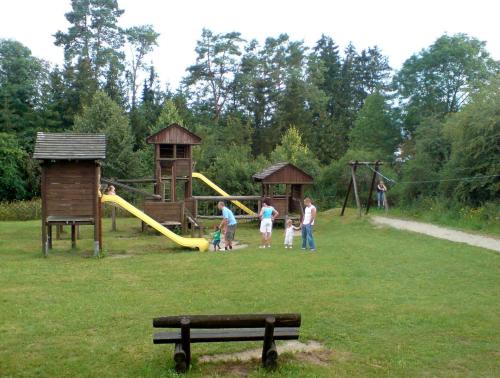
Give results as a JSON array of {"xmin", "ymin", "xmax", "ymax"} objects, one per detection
[{"xmin": 340, "ymin": 160, "xmax": 388, "ymax": 217}]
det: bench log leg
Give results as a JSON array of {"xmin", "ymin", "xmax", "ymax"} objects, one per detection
[
  {"xmin": 262, "ymin": 316, "xmax": 277, "ymax": 369},
  {"xmin": 181, "ymin": 318, "xmax": 191, "ymax": 370},
  {"xmin": 174, "ymin": 343, "xmax": 187, "ymax": 373}
]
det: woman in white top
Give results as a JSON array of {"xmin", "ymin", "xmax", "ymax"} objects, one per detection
[{"xmin": 301, "ymin": 197, "xmax": 316, "ymax": 251}]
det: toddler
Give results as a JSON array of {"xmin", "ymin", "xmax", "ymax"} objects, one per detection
[
  {"xmin": 284, "ymin": 219, "xmax": 300, "ymax": 249},
  {"xmin": 212, "ymin": 225, "xmax": 221, "ymax": 251}
]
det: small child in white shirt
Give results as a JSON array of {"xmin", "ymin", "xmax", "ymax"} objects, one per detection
[{"xmin": 284, "ymin": 219, "xmax": 300, "ymax": 249}]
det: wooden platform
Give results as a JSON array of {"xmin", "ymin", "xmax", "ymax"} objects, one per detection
[{"xmin": 46, "ymin": 216, "xmax": 94, "ymax": 225}]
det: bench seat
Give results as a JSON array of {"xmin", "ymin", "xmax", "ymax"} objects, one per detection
[{"xmin": 154, "ymin": 327, "xmax": 299, "ymax": 344}]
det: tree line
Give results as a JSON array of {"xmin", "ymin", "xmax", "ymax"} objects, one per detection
[{"xmin": 0, "ymin": 0, "xmax": 498, "ymax": 211}]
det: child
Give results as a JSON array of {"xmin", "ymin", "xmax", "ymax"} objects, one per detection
[
  {"xmin": 284, "ymin": 219, "xmax": 300, "ymax": 249},
  {"xmin": 212, "ymin": 225, "xmax": 221, "ymax": 251},
  {"xmin": 106, "ymin": 185, "xmax": 116, "ymax": 195}
]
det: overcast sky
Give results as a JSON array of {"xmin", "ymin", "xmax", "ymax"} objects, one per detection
[{"xmin": 1, "ymin": 0, "xmax": 499, "ymax": 88}]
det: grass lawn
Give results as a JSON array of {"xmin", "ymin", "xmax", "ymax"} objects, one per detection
[{"xmin": 0, "ymin": 210, "xmax": 499, "ymax": 377}]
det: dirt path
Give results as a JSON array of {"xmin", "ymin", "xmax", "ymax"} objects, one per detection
[{"xmin": 372, "ymin": 216, "xmax": 500, "ymax": 252}]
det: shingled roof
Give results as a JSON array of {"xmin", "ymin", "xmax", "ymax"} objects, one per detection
[
  {"xmin": 146, "ymin": 123, "xmax": 202, "ymax": 145},
  {"xmin": 253, "ymin": 162, "xmax": 313, "ymax": 183},
  {"xmin": 33, "ymin": 132, "xmax": 106, "ymax": 160}
]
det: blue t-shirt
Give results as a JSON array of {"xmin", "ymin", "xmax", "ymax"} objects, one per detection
[
  {"xmin": 222, "ymin": 207, "xmax": 237, "ymax": 226},
  {"xmin": 261, "ymin": 206, "xmax": 276, "ymax": 219}
]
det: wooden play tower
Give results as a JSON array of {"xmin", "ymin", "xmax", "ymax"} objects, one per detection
[
  {"xmin": 142, "ymin": 124, "xmax": 201, "ymax": 231},
  {"xmin": 146, "ymin": 123, "xmax": 201, "ymax": 201}
]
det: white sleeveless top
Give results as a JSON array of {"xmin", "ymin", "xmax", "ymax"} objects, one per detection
[{"xmin": 303, "ymin": 205, "xmax": 316, "ymax": 225}]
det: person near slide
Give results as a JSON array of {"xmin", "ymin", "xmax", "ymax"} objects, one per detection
[
  {"xmin": 217, "ymin": 201, "xmax": 237, "ymax": 250},
  {"xmin": 259, "ymin": 199, "xmax": 279, "ymax": 248},
  {"xmin": 301, "ymin": 197, "xmax": 317, "ymax": 252}
]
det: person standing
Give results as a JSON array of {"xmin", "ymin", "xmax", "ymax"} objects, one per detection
[
  {"xmin": 258, "ymin": 199, "xmax": 279, "ymax": 248},
  {"xmin": 301, "ymin": 197, "xmax": 317, "ymax": 252},
  {"xmin": 377, "ymin": 180, "xmax": 387, "ymax": 208},
  {"xmin": 217, "ymin": 201, "xmax": 237, "ymax": 250}
]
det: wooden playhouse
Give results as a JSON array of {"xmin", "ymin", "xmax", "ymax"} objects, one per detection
[
  {"xmin": 34, "ymin": 132, "xmax": 106, "ymax": 256},
  {"xmin": 252, "ymin": 162, "xmax": 314, "ymax": 220}
]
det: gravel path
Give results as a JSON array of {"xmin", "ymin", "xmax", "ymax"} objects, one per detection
[{"xmin": 372, "ymin": 216, "xmax": 500, "ymax": 252}]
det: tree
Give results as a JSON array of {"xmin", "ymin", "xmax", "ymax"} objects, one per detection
[
  {"xmin": 398, "ymin": 117, "xmax": 450, "ymax": 201},
  {"xmin": 440, "ymin": 78, "xmax": 500, "ymax": 205},
  {"xmin": 270, "ymin": 126, "xmax": 320, "ymax": 178},
  {"xmin": 73, "ymin": 91, "xmax": 138, "ymax": 178},
  {"xmin": 0, "ymin": 39, "xmax": 47, "ymax": 143},
  {"xmin": 394, "ymin": 33, "xmax": 499, "ymax": 134},
  {"xmin": 125, "ymin": 25, "xmax": 159, "ymax": 108},
  {"xmin": 184, "ymin": 28, "xmax": 244, "ymax": 120},
  {"xmin": 54, "ymin": 0, "xmax": 125, "ymax": 82},
  {"xmin": 153, "ymin": 99, "xmax": 184, "ymax": 132},
  {"xmin": 349, "ymin": 92, "xmax": 400, "ymax": 160},
  {"xmin": 0, "ymin": 133, "xmax": 30, "ymax": 200}
]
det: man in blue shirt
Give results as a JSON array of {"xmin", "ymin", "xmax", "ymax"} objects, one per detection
[{"xmin": 218, "ymin": 201, "xmax": 237, "ymax": 250}]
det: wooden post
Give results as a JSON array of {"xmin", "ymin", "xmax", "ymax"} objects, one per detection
[
  {"xmin": 180, "ymin": 318, "xmax": 191, "ymax": 369},
  {"xmin": 47, "ymin": 224, "xmax": 53, "ymax": 250},
  {"xmin": 98, "ymin": 203, "xmax": 103, "ymax": 254},
  {"xmin": 365, "ymin": 161, "xmax": 380, "ymax": 215},
  {"xmin": 111, "ymin": 205, "xmax": 116, "ymax": 231},
  {"xmin": 262, "ymin": 316, "xmax": 277, "ymax": 369},
  {"xmin": 93, "ymin": 164, "xmax": 101, "ymax": 257},
  {"xmin": 71, "ymin": 225, "xmax": 76, "ymax": 249},
  {"xmin": 340, "ymin": 177, "xmax": 353, "ymax": 216},
  {"xmin": 41, "ymin": 165, "xmax": 48, "ymax": 256},
  {"xmin": 171, "ymin": 163, "xmax": 177, "ymax": 202},
  {"xmin": 56, "ymin": 225, "xmax": 62, "ymax": 240},
  {"xmin": 384, "ymin": 190, "xmax": 389, "ymax": 213},
  {"xmin": 351, "ymin": 162, "xmax": 362, "ymax": 218}
]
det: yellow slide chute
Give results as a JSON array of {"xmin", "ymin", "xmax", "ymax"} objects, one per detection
[
  {"xmin": 192, "ymin": 172, "xmax": 256, "ymax": 216},
  {"xmin": 101, "ymin": 194, "xmax": 209, "ymax": 252}
]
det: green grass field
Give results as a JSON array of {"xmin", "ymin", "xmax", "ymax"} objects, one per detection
[{"xmin": 1, "ymin": 210, "xmax": 499, "ymax": 377}]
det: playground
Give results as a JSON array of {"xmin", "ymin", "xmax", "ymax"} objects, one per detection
[
  {"xmin": 0, "ymin": 124, "xmax": 498, "ymax": 376},
  {"xmin": 1, "ymin": 211, "xmax": 499, "ymax": 377}
]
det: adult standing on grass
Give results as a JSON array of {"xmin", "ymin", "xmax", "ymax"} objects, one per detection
[
  {"xmin": 377, "ymin": 180, "xmax": 387, "ymax": 208},
  {"xmin": 218, "ymin": 201, "xmax": 237, "ymax": 250},
  {"xmin": 301, "ymin": 197, "xmax": 317, "ymax": 252},
  {"xmin": 259, "ymin": 199, "xmax": 279, "ymax": 248}
]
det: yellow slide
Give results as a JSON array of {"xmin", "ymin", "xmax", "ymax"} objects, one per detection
[
  {"xmin": 101, "ymin": 194, "xmax": 209, "ymax": 252},
  {"xmin": 192, "ymin": 172, "xmax": 256, "ymax": 216}
]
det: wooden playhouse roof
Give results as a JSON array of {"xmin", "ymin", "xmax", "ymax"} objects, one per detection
[
  {"xmin": 146, "ymin": 123, "xmax": 202, "ymax": 145},
  {"xmin": 252, "ymin": 162, "xmax": 314, "ymax": 184},
  {"xmin": 33, "ymin": 132, "xmax": 106, "ymax": 160}
]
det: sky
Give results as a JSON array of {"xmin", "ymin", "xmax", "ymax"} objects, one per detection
[{"xmin": 1, "ymin": 0, "xmax": 499, "ymax": 88}]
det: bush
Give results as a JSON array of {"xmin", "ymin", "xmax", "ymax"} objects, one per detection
[{"xmin": 0, "ymin": 199, "xmax": 42, "ymax": 221}]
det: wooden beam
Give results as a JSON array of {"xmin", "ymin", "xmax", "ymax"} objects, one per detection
[
  {"xmin": 348, "ymin": 161, "xmax": 384, "ymax": 165},
  {"xmin": 101, "ymin": 178, "xmax": 161, "ymax": 199},
  {"xmin": 116, "ymin": 178, "xmax": 155, "ymax": 183},
  {"xmin": 193, "ymin": 195, "xmax": 261, "ymax": 201}
]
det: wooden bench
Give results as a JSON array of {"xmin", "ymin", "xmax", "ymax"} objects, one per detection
[{"xmin": 153, "ymin": 313, "xmax": 301, "ymax": 373}]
